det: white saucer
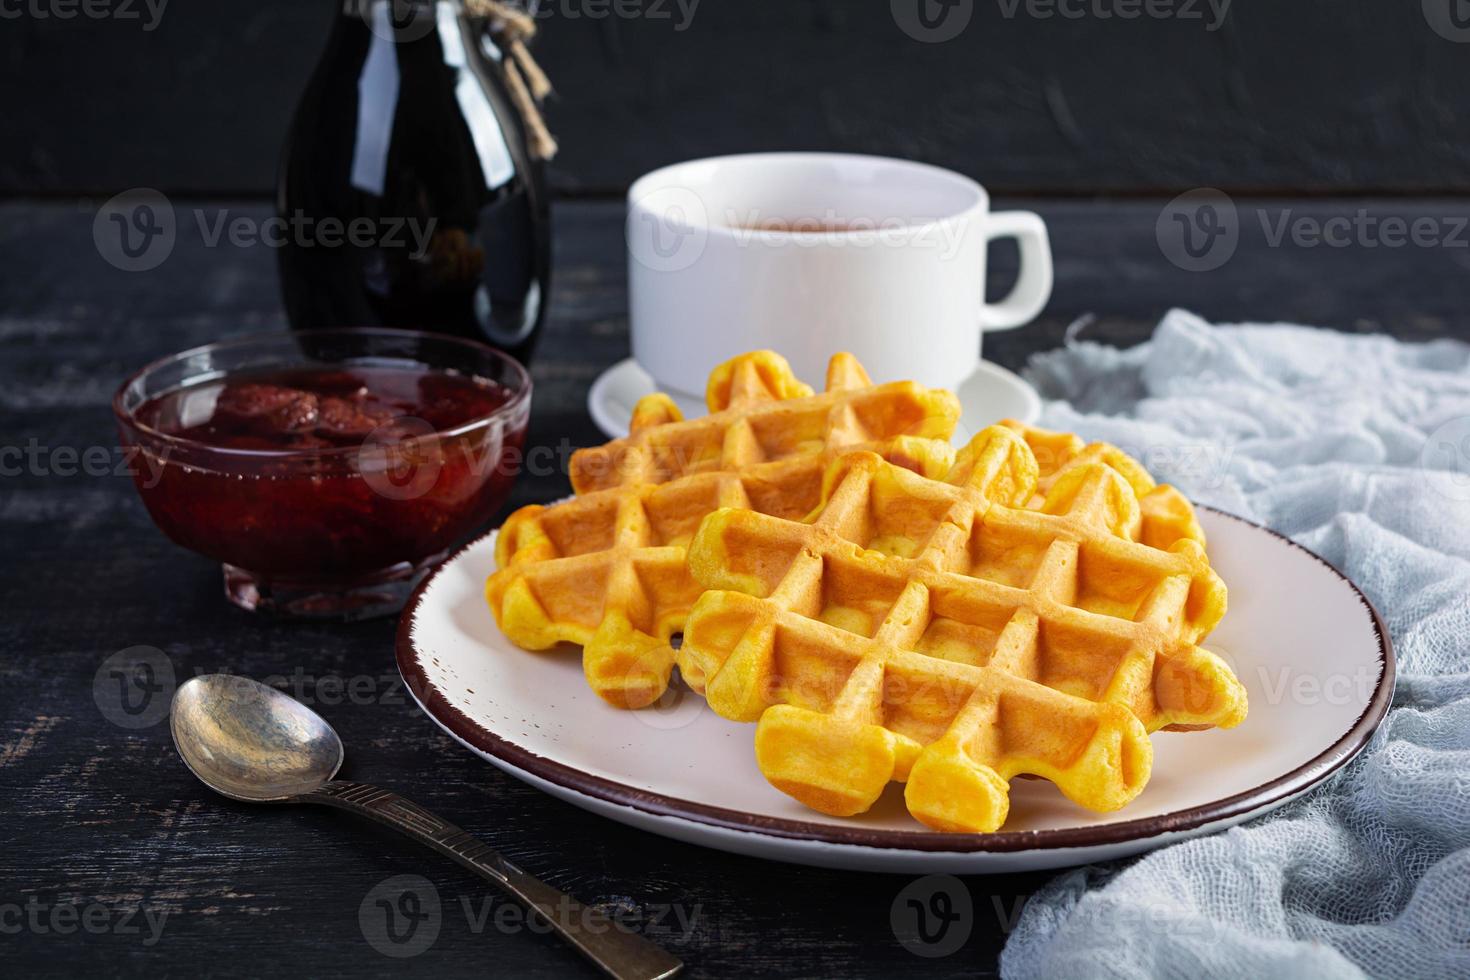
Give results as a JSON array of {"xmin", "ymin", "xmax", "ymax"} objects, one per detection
[
  {"xmin": 398, "ymin": 509, "xmax": 1392, "ymax": 874},
  {"xmin": 586, "ymin": 357, "xmax": 1042, "ymax": 440}
]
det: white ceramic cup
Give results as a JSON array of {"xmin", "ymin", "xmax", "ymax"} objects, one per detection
[{"xmin": 626, "ymin": 152, "xmax": 1052, "ymax": 396}]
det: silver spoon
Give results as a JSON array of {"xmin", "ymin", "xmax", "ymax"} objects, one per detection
[{"xmin": 170, "ymin": 674, "xmax": 683, "ymax": 980}]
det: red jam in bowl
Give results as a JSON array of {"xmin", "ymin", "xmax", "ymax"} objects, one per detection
[
  {"xmin": 116, "ymin": 332, "xmax": 530, "ymax": 618},
  {"xmin": 135, "ymin": 366, "xmax": 509, "ymax": 452}
]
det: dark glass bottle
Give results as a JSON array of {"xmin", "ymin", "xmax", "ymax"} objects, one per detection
[{"xmin": 277, "ymin": 0, "xmax": 550, "ymax": 363}]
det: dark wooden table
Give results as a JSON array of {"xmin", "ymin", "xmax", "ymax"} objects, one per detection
[{"xmin": 3, "ymin": 198, "xmax": 1466, "ymax": 978}]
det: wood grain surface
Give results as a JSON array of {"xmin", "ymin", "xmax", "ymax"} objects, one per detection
[{"xmin": 1, "ymin": 198, "xmax": 1465, "ymax": 978}]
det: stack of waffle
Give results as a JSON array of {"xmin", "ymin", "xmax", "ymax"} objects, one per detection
[
  {"xmin": 487, "ymin": 351, "xmax": 960, "ymax": 708},
  {"xmin": 487, "ymin": 351, "xmax": 1247, "ymax": 832}
]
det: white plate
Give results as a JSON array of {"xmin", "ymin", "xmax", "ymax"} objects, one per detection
[
  {"xmin": 397, "ymin": 508, "xmax": 1393, "ymax": 873},
  {"xmin": 586, "ymin": 357, "xmax": 1042, "ymax": 440}
]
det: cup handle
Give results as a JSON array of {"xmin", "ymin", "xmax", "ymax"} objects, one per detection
[{"xmin": 979, "ymin": 210, "xmax": 1053, "ymax": 331}]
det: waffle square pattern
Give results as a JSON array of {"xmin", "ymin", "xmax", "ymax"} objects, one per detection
[
  {"xmin": 487, "ymin": 351, "xmax": 961, "ymax": 709},
  {"xmin": 681, "ymin": 424, "xmax": 1248, "ymax": 832}
]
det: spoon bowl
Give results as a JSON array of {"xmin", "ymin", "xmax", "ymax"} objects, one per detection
[{"xmin": 171, "ymin": 674, "xmax": 343, "ymax": 802}]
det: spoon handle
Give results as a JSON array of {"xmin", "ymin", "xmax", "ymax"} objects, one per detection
[{"xmin": 304, "ymin": 780, "xmax": 683, "ymax": 980}]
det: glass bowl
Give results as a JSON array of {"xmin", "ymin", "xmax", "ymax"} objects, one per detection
[{"xmin": 114, "ymin": 329, "xmax": 531, "ymax": 619}]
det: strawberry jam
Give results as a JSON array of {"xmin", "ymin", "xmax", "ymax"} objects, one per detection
[
  {"xmin": 118, "ymin": 350, "xmax": 530, "ymax": 618},
  {"xmin": 135, "ymin": 366, "xmax": 509, "ymax": 451}
]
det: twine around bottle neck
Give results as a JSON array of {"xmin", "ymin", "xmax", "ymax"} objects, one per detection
[{"xmin": 465, "ymin": 0, "xmax": 558, "ymax": 160}]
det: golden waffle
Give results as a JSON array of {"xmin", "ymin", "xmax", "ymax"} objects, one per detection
[
  {"xmin": 487, "ymin": 351, "xmax": 961, "ymax": 709},
  {"xmin": 680, "ymin": 425, "xmax": 1247, "ymax": 832},
  {"xmin": 1002, "ymin": 419, "xmax": 1206, "ymax": 551}
]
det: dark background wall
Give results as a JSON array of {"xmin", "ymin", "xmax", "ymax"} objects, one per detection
[{"xmin": 6, "ymin": 0, "xmax": 1470, "ymax": 198}]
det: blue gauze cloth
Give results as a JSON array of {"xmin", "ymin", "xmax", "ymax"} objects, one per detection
[{"xmin": 999, "ymin": 310, "xmax": 1470, "ymax": 980}]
